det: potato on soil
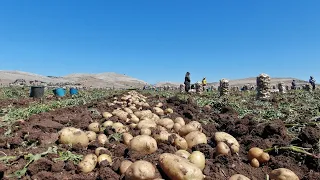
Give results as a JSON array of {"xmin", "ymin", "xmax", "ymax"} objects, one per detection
[
  {"xmin": 122, "ymin": 132, "xmax": 134, "ymax": 146},
  {"xmin": 97, "ymin": 134, "xmax": 108, "ymax": 145},
  {"xmin": 157, "ymin": 118, "xmax": 174, "ymax": 129},
  {"xmin": 156, "ymin": 102, "xmax": 163, "ymax": 107},
  {"xmin": 129, "ymin": 114, "xmax": 140, "ymax": 123},
  {"xmin": 214, "ymin": 132, "xmax": 240, "ymax": 153},
  {"xmin": 58, "ymin": 127, "xmax": 89, "ymax": 147},
  {"xmin": 153, "ymin": 130, "xmax": 171, "ymax": 142},
  {"xmin": 102, "ymin": 120, "xmax": 113, "ymax": 127},
  {"xmin": 174, "ymin": 117, "xmax": 185, "ymax": 126},
  {"xmin": 229, "ymin": 174, "xmax": 250, "ymax": 180},
  {"xmin": 174, "ymin": 123, "xmax": 182, "ymax": 133},
  {"xmin": 175, "ymin": 150, "xmax": 191, "ymax": 159},
  {"xmin": 159, "ymin": 153, "xmax": 204, "ymax": 180},
  {"xmin": 125, "ymin": 160, "xmax": 156, "ymax": 180},
  {"xmin": 269, "ymin": 168, "xmax": 299, "ymax": 180},
  {"xmin": 179, "ymin": 121, "xmax": 202, "ymax": 136},
  {"xmin": 140, "ymin": 128, "xmax": 152, "ymax": 136},
  {"xmin": 188, "ymin": 151, "xmax": 205, "ymax": 171},
  {"xmin": 164, "ymin": 108, "xmax": 173, "ymax": 114},
  {"xmin": 153, "ymin": 107, "xmax": 164, "ymax": 116},
  {"xmin": 112, "ymin": 122, "xmax": 128, "ymax": 133},
  {"xmin": 98, "ymin": 154, "xmax": 112, "ymax": 165},
  {"xmin": 95, "ymin": 147, "xmax": 108, "ymax": 156},
  {"xmin": 137, "ymin": 119, "xmax": 157, "ymax": 130},
  {"xmin": 250, "ymin": 158, "xmax": 259, "ymax": 168},
  {"xmin": 78, "ymin": 154, "xmax": 98, "ymax": 173},
  {"xmin": 129, "ymin": 135, "xmax": 158, "ymax": 154},
  {"xmin": 248, "ymin": 147, "xmax": 270, "ymax": 163},
  {"xmin": 86, "ymin": 131, "xmax": 97, "ymax": 142},
  {"xmin": 216, "ymin": 142, "xmax": 230, "ymax": 155},
  {"xmin": 120, "ymin": 160, "xmax": 133, "ymax": 174},
  {"xmin": 102, "ymin": 112, "xmax": 113, "ymax": 119},
  {"xmin": 185, "ymin": 131, "xmax": 207, "ymax": 148},
  {"xmin": 88, "ymin": 122, "xmax": 100, "ymax": 133},
  {"xmin": 169, "ymin": 134, "xmax": 188, "ymax": 150}
]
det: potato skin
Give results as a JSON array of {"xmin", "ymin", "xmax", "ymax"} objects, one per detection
[
  {"xmin": 185, "ymin": 131, "xmax": 207, "ymax": 148},
  {"xmin": 120, "ymin": 160, "xmax": 133, "ymax": 174},
  {"xmin": 229, "ymin": 174, "xmax": 250, "ymax": 180},
  {"xmin": 78, "ymin": 154, "xmax": 98, "ymax": 173},
  {"xmin": 214, "ymin": 132, "xmax": 240, "ymax": 153},
  {"xmin": 179, "ymin": 121, "xmax": 202, "ymax": 136},
  {"xmin": 59, "ymin": 127, "xmax": 89, "ymax": 147},
  {"xmin": 188, "ymin": 151, "xmax": 206, "ymax": 171},
  {"xmin": 129, "ymin": 135, "xmax": 158, "ymax": 154},
  {"xmin": 125, "ymin": 160, "xmax": 156, "ymax": 180},
  {"xmin": 269, "ymin": 168, "xmax": 299, "ymax": 180},
  {"xmin": 159, "ymin": 153, "xmax": 204, "ymax": 180}
]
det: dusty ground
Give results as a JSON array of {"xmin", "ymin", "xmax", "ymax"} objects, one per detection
[{"xmin": 0, "ymin": 91, "xmax": 319, "ymax": 180}]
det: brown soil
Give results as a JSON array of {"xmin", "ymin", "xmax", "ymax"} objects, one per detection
[{"xmin": 0, "ymin": 92, "xmax": 319, "ymax": 180}]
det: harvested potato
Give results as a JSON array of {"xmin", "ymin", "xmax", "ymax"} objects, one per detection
[
  {"xmin": 159, "ymin": 153, "xmax": 204, "ymax": 180},
  {"xmin": 229, "ymin": 174, "xmax": 250, "ymax": 180},
  {"xmin": 78, "ymin": 154, "xmax": 98, "ymax": 173},
  {"xmin": 153, "ymin": 107, "xmax": 164, "ymax": 116},
  {"xmin": 129, "ymin": 123, "xmax": 137, "ymax": 129},
  {"xmin": 120, "ymin": 160, "xmax": 133, "ymax": 174},
  {"xmin": 153, "ymin": 130, "xmax": 171, "ymax": 142},
  {"xmin": 164, "ymin": 108, "xmax": 173, "ymax": 114},
  {"xmin": 98, "ymin": 134, "xmax": 108, "ymax": 145},
  {"xmin": 257, "ymin": 152, "xmax": 270, "ymax": 163},
  {"xmin": 95, "ymin": 147, "xmax": 108, "ymax": 156},
  {"xmin": 141, "ymin": 128, "xmax": 152, "ymax": 136},
  {"xmin": 124, "ymin": 107, "xmax": 133, "ymax": 114},
  {"xmin": 170, "ymin": 134, "xmax": 188, "ymax": 150},
  {"xmin": 88, "ymin": 122, "xmax": 100, "ymax": 133},
  {"xmin": 175, "ymin": 150, "xmax": 191, "ymax": 159},
  {"xmin": 86, "ymin": 131, "xmax": 97, "ymax": 142},
  {"xmin": 112, "ymin": 122, "xmax": 128, "ymax": 133},
  {"xmin": 129, "ymin": 114, "xmax": 140, "ymax": 123},
  {"xmin": 185, "ymin": 131, "xmax": 207, "ymax": 148},
  {"xmin": 102, "ymin": 112, "xmax": 113, "ymax": 119},
  {"xmin": 174, "ymin": 123, "xmax": 182, "ymax": 133},
  {"xmin": 269, "ymin": 168, "xmax": 299, "ymax": 180},
  {"xmin": 122, "ymin": 132, "xmax": 133, "ymax": 146},
  {"xmin": 102, "ymin": 120, "xmax": 113, "ymax": 127},
  {"xmin": 188, "ymin": 151, "xmax": 206, "ymax": 171},
  {"xmin": 214, "ymin": 132, "xmax": 240, "ymax": 153},
  {"xmin": 58, "ymin": 127, "xmax": 89, "ymax": 147},
  {"xmin": 130, "ymin": 135, "xmax": 158, "ymax": 154},
  {"xmin": 125, "ymin": 160, "xmax": 156, "ymax": 180},
  {"xmin": 156, "ymin": 102, "xmax": 163, "ymax": 107},
  {"xmin": 248, "ymin": 147, "xmax": 263, "ymax": 161},
  {"xmin": 179, "ymin": 121, "xmax": 202, "ymax": 136},
  {"xmin": 98, "ymin": 154, "xmax": 112, "ymax": 165},
  {"xmin": 250, "ymin": 158, "xmax": 259, "ymax": 168},
  {"xmin": 137, "ymin": 119, "xmax": 157, "ymax": 129},
  {"xmin": 174, "ymin": 117, "xmax": 185, "ymax": 126},
  {"xmin": 216, "ymin": 142, "xmax": 230, "ymax": 155},
  {"xmin": 157, "ymin": 118, "xmax": 174, "ymax": 129}
]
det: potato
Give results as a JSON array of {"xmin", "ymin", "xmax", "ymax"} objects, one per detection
[
  {"xmin": 125, "ymin": 160, "xmax": 156, "ymax": 180},
  {"xmin": 250, "ymin": 158, "xmax": 259, "ymax": 168},
  {"xmin": 153, "ymin": 107, "xmax": 164, "ymax": 116},
  {"xmin": 124, "ymin": 107, "xmax": 133, "ymax": 114},
  {"xmin": 185, "ymin": 131, "xmax": 207, "ymax": 148},
  {"xmin": 129, "ymin": 135, "xmax": 158, "ymax": 154},
  {"xmin": 164, "ymin": 108, "xmax": 174, "ymax": 114},
  {"xmin": 98, "ymin": 154, "xmax": 112, "ymax": 165},
  {"xmin": 153, "ymin": 130, "xmax": 171, "ymax": 142},
  {"xmin": 269, "ymin": 168, "xmax": 299, "ymax": 180},
  {"xmin": 174, "ymin": 117, "xmax": 185, "ymax": 126},
  {"xmin": 141, "ymin": 128, "xmax": 152, "ymax": 136},
  {"xmin": 122, "ymin": 132, "xmax": 133, "ymax": 146},
  {"xmin": 102, "ymin": 120, "xmax": 114, "ymax": 127},
  {"xmin": 130, "ymin": 123, "xmax": 137, "ymax": 129},
  {"xmin": 137, "ymin": 119, "xmax": 157, "ymax": 130},
  {"xmin": 229, "ymin": 174, "xmax": 250, "ymax": 180},
  {"xmin": 170, "ymin": 134, "xmax": 188, "ymax": 150},
  {"xmin": 214, "ymin": 132, "xmax": 240, "ymax": 153},
  {"xmin": 179, "ymin": 121, "xmax": 202, "ymax": 136},
  {"xmin": 95, "ymin": 147, "xmax": 107, "ymax": 156},
  {"xmin": 102, "ymin": 112, "xmax": 113, "ymax": 119},
  {"xmin": 88, "ymin": 122, "xmax": 100, "ymax": 133},
  {"xmin": 157, "ymin": 118, "xmax": 174, "ymax": 129},
  {"xmin": 129, "ymin": 114, "xmax": 140, "ymax": 123},
  {"xmin": 98, "ymin": 134, "xmax": 108, "ymax": 145},
  {"xmin": 175, "ymin": 150, "xmax": 191, "ymax": 159},
  {"xmin": 258, "ymin": 152, "xmax": 270, "ymax": 163},
  {"xmin": 112, "ymin": 122, "xmax": 128, "ymax": 133},
  {"xmin": 248, "ymin": 147, "xmax": 263, "ymax": 161},
  {"xmin": 120, "ymin": 160, "xmax": 133, "ymax": 174},
  {"xmin": 188, "ymin": 151, "xmax": 205, "ymax": 171},
  {"xmin": 86, "ymin": 131, "xmax": 97, "ymax": 142},
  {"xmin": 58, "ymin": 127, "xmax": 89, "ymax": 147},
  {"xmin": 78, "ymin": 154, "xmax": 98, "ymax": 173},
  {"xmin": 174, "ymin": 123, "xmax": 182, "ymax": 133},
  {"xmin": 216, "ymin": 142, "xmax": 230, "ymax": 155},
  {"xmin": 159, "ymin": 153, "xmax": 204, "ymax": 180},
  {"xmin": 156, "ymin": 102, "xmax": 163, "ymax": 107}
]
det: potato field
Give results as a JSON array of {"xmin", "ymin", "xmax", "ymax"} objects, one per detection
[{"xmin": 0, "ymin": 87, "xmax": 319, "ymax": 180}]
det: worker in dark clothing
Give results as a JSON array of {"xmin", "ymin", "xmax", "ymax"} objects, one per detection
[
  {"xmin": 184, "ymin": 72, "xmax": 191, "ymax": 92},
  {"xmin": 291, "ymin": 80, "xmax": 296, "ymax": 90},
  {"xmin": 309, "ymin": 76, "xmax": 316, "ymax": 90}
]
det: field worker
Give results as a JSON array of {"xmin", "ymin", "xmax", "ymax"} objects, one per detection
[
  {"xmin": 202, "ymin": 77, "xmax": 207, "ymax": 91},
  {"xmin": 291, "ymin": 80, "xmax": 296, "ymax": 90},
  {"xmin": 195, "ymin": 81, "xmax": 202, "ymax": 94},
  {"xmin": 309, "ymin": 76, "xmax": 316, "ymax": 90},
  {"xmin": 184, "ymin": 72, "xmax": 191, "ymax": 92}
]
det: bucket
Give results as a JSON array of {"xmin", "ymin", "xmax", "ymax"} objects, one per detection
[
  {"xmin": 70, "ymin": 88, "xmax": 78, "ymax": 95},
  {"xmin": 30, "ymin": 86, "xmax": 45, "ymax": 98},
  {"xmin": 53, "ymin": 88, "xmax": 66, "ymax": 97}
]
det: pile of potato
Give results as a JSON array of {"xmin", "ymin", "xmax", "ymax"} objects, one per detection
[{"xmin": 57, "ymin": 91, "xmax": 299, "ymax": 180}]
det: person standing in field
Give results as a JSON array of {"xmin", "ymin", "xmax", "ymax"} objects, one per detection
[
  {"xmin": 184, "ymin": 72, "xmax": 191, "ymax": 92},
  {"xmin": 291, "ymin": 80, "xmax": 296, "ymax": 90},
  {"xmin": 202, "ymin": 77, "xmax": 207, "ymax": 91},
  {"xmin": 309, "ymin": 76, "xmax": 316, "ymax": 90}
]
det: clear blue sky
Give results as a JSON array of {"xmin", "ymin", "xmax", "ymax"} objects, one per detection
[{"xmin": 0, "ymin": 0, "xmax": 319, "ymax": 84}]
